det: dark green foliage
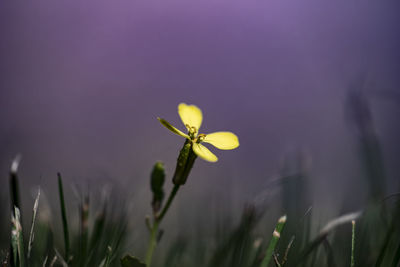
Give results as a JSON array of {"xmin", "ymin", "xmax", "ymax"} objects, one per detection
[
  {"xmin": 297, "ymin": 211, "xmax": 361, "ymax": 266},
  {"xmin": 58, "ymin": 173, "xmax": 70, "ymax": 261},
  {"xmin": 1, "ymin": 178, "xmax": 400, "ymax": 267},
  {"xmin": 164, "ymin": 238, "xmax": 188, "ymax": 267},
  {"xmin": 68, "ymin": 192, "xmax": 127, "ymax": 267},
  {"xmin": 391, "ymin": 241, "xmax": 400, "ymax": 267},
  {"xmin": 121, "ymin": 255, "xmax": 147, "ymax": 267},
  {"xmin": 208, "ymin": 204, "xmax": 261, "ymax": 267},
  {"xmin": 79, "ymin": 195, "xmax": 89, "ymax": 266},
  {"xmin": 346, "ymin": 87, "xmax": 386, "ymax": 201}
]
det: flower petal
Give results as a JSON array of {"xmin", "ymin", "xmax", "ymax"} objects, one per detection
[
  {"xmin": 203, "ymin": 132, "xmax": 239, "ymax": 150},
  {"xmin": 178, "ymin": 103, "xmax": 203, "ymax": 131},
  {"xmin": 192, "ymin": 143, "xmax": 218, "ymax": 162},
  {"xmin": 158, "ymin": 118, "xmax": 189, "ymax": 139}
]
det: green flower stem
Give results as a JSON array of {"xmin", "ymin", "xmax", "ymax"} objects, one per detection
[
  {"xmin": 157, "ymin": 184, "xmax": 180, "ymax": 222},
  {"xmin": 145, "ymin": 221, "xmax": 159, "ymax": 267},
  {"xmin": 145, "ymin": 184, "xmax": 181, "ymax": 267},
  {"xmin": 145, "ymin": 138, "xmax": 197, "ymax": 267}
]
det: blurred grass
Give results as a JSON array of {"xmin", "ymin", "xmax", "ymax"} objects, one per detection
[
  {"xmin": 0, "ymin": 156, "xmax": 399, "ymax": 267},
  {"xmin": 1, "ymin": 87, "xmax": 399, "ymax": 266}
]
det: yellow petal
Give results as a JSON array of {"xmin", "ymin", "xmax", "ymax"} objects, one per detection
[
  {"xmin": 192, "ymin": 143, "xmax": 218, "ymax": 162},
  {"xmin": 178, "ymin": 103, "xmax": 203, "ymax": 131},
  {"xmin": 203, "ymin": 132, "xmax": 239, "ymax": 150},
  {"xmin": 158, "ymin": 118, "xmax": 189, "ymax": 139}
]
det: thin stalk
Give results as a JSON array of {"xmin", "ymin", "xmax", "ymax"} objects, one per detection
[
  {"xmin": 80, "ymin": 196, "xmax": 89, "ymax": 267},
  {"xmin": 145, "ymin": 185, "xmax": 180, "ymax": 267},
  {"xmin": 57, "ymin": 173, "xmax": 70, "ymax": 260},
  {"xmin": 156, "ymin": 185, "xmax": 180, "ymax": 222},
  {"xmin": 273, "ymin": 254, "xmax": 281, "ymax": 267},
  {"xmin": 260, "ymin": 215, "xmax": 287, "ymax": 267},
  {"xmin": 28, "ymin": 189, "xmax": 41, "ymax": 260},
  {"xmin": 351, "ymin": 220, "xmax": 355, "ymax": 267},
  {"xmin": 281, "ymin": 236, "xmax": 295, "ymax": 266},
  {"xmin": 145, "ymin": 222, "xmax": 159, "ymax": 267}
]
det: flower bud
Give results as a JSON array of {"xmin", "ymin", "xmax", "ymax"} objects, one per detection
[{"xmin": 151, "ymin": 162, "xmax": 165, "ymax": 213}]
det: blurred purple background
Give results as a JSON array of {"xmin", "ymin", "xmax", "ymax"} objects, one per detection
[{"xmin": 1, "ymin": 0, "xmax": 399, "ymax": 222}]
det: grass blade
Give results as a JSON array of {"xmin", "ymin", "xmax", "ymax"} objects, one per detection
[
  {"xmin": 351, "ymin": 220, "xmax": 355, "ymax": 267},
  {"xmin": 297, "ymin": 211, "xmax": 361, "ymax": 265},
  {"xmin": 49, "ymin": 255, "xmax": 57, "ymax": 267},
  {"xmin": 42, "ymin": 255, "xmax": 48, "ymax": 267},
  {"xmin": 260, "ymin": 215, "xmax": 287, "ymax": 267},
  {"xmin": 11, "ymin": 207, "xmax": 25, "ymax": 267},
  {"xmin": 28, "ymin": 188, "xmax": 41, "ymax": 260},
  {"xmin": 89, "ymin": 204, "xmax": 106, "ymax": 252},
  {"xmin": 80, "ymin": 195, "xmax": 90, "ymax": 266},
  {"xmin": 10, "ymin": 155, "xmax": 22, "ymax": 215},
  {"xmin": 281, "ymin": 236, "xmax": 295, "ymax": 266},
  {"xmin": 58, "ymin": 173, "xmax": 70, "ymax": 260},
  {"xmin": 54, "ymin": 248, "xmax": 68, "ymax": 267},
  {"xmin": 99, "ymin": 246, "xmax": 113, "ymax": 267}
]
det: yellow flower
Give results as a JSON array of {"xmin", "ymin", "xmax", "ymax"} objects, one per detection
[{"xmin": 158, "ymin": 103, "xmax": 239, "ymax": 162}]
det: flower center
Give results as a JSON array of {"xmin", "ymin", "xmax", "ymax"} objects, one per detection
[
  {"xmin": 186, "ymin": 124, "xmax": 197, "ymax": 139},
  {"xmin": 195, "ymin": 134, "xmax": 206, "ymax": 144},
  {"xmin": 185, "ymin": 125, "xmax": 206, "ymax": 143}
]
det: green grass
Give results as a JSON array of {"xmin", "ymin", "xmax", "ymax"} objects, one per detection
[{"xmin": 1, "ymin": 159, "xmax": 400, "ymax": 267}]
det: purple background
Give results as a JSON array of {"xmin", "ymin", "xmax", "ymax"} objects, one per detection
[{"xmin": 0, "ymin": 0, "xmax": 399, "ymax": 226}]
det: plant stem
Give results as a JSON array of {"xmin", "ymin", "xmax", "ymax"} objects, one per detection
[
  {"xmin": 145, "ymin": 184, "xmax": 180, "ymax": 267},
  {"xmin": 145, "ymin": 222, "xmax": 159, "ymax": 267},
  {"xmin": 351, "ymin": 220, "xmax": 355, "ymax": 267},
  {"xmin": 157, "ymin": 184, "xmax": 180, "ymax": 222}
]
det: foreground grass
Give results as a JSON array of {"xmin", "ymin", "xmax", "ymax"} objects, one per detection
[{"xmin": 1, "ymin": 159, "xmax": 399, "ymax": 267}]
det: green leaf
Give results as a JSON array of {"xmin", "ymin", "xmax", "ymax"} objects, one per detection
[
  {"xmin": 151, "ymin": 162, "xmax": 166, "ymax": 213},
  {"xmin": 120, "ymin": 255, "xmax": 146, "ymax": 267}
]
